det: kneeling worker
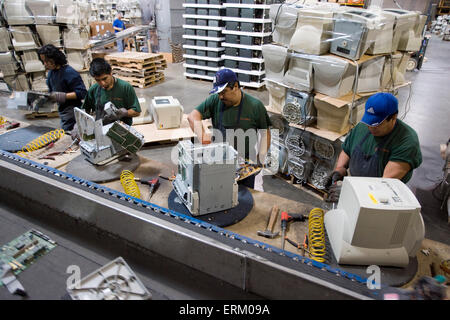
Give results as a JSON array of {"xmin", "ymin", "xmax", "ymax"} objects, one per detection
[
  {"xmin": 187, "ymin": 69, "xmax": 272, "ymax": 187},
  {"xmin": 327, "ymin": 92, "xmax": 422, "ymax": 200},
  {"xmin": 80, "ymin": 58, "xmax": 141, "ymax": 127}
]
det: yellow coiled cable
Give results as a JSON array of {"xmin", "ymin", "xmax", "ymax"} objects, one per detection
[
  {"xmin": 308, "ymin": 208, "xmax": 327, "ymax": 263},
  {"xmin": 16, "ymin": 129, "xmax": 65, "ymax": 155},
  {"xmin": 0, "ymin": 116, "xmax": 6, "ymax": 125},
  {"xmin": 120, "ymin": 170, "xmax": 141, "ymax": 199}
]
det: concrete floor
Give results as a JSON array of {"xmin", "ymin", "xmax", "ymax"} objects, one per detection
[{"xmin": 0, "ymin": 34, "xmax": 449, "ymax": 300}]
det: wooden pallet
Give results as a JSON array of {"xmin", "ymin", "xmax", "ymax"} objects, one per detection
[
  {"xmin": 116, "ymin": 74, "xmax": 165, "ymax": 89},
  {"xmin": 112, "ymin": 66, "xmax": 158, "ymax": 78},
  {"xmin": 105, "ymin": 52, "xmax": 164, "ymax": 64}
]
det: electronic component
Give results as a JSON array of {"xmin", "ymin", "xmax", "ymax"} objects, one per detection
[
  {"xmin": 0, "ymin": 229, "xmax": 57, "ymax": 285},
  {"xmin": 282, "ymin": 89, "xmax": 315, "ymax": 126},
  {"xmin": 74, "ymin": 107, "xmax": 144, "ymax": 165}
]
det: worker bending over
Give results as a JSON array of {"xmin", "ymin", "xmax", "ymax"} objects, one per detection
[
  {"xmin": 328, "ymin": 92, "xmax": 422, "ymax": 200},
  {"xmin": 80, "ymin": 58, "xmax": 141, "ymax": 128},
  {"xmin": 187, "ymin": 69, "xmax": 271, "ymax": 187}
]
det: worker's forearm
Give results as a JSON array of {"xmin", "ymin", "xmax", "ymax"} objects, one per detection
[
  {"xmin": 257, "ymin": 129, "xmax": 271, "ymax": 165},
  {"xmin": 65, "ymin": 92, "xmax": 78, "ymax": 100},
  {"xmin": 188, "ymin": 110, "xmax": 206, "ymax": 141},
  {"xmin": 127, "ymin": 109, "xmax": 140, "ymax": 117},
  {"xmin": 383, "ymin": 161, "xmax": 411, "ymax": 180},
  {"xmin": 334, "ymin": 151, "xmax": 350, "ymax": 175}
]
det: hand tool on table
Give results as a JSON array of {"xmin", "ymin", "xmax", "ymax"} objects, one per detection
[
  {"xmin": 38, "ymin": 155, "xmax": 56, "ymax": 161},
  {"xmin": 134, "ymin": 177, "xmax": 160, "ymax": 201},
  {"xmin": 280, "ymin": 211, "xmax": 308, "ymax": 251},
  {"xmin": 6, "ymin": 122, "xmax": 20, "ymax": 130},
  {"xmin": 257, "ymin": 206, "xmax": 280, "ymax": 239},
  {"xmin": 57, "ymin": 137, "xmax": 79, "ymax": 156},
  {"xmin": 158, "ymin": 170, "xmax": 176, "ymax": 181},
  {"xmin": 285, "ymin": 235, "xmax": 310, "ymax": 256}
]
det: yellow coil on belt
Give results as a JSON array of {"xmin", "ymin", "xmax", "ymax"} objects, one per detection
[
  {"xmin": 120, "ymin": 170, "xmax": 141, "ymax": 199},
  {"xmin": 16, "ymin": 129, "xmax": 65, "ymax": 155},
  {"xmin": 308, "ymin": 208, "xmax": 326, "ymax": 263},
  {"xmin": 0, "ymin": 116, "xmax": 6, "ymax": 125}
]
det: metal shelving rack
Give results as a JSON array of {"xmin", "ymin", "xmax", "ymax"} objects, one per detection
[
  {"xmin": 221, "ymin": 0, "xmax": 276, "ymax": 89},
  {"xmin": 182, "ymin": 0, "xmax": 226, "ymax": 81}
]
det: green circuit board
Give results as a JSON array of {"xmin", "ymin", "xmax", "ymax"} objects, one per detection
[{"xmin": 0, "ymin": 229, "xmax": 57, "ymax": 286}]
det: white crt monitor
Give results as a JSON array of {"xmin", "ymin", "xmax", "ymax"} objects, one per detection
[{"xmin": 324, "ymin": 177, "xmax": 425, "ymax": 268}]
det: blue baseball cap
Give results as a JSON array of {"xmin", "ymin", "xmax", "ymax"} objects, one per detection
[
  {"xmin": 361, "ymin": 93, "xmax": 398, "ymax": 127},
  {"xmin": 209, "ymin": 68, "xmax": 238, "ymax": 94}
]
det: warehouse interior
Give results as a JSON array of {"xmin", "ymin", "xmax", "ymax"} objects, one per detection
[{"xmin": 0, "ymin": 0, "xmax": 449, "ymax": 302}]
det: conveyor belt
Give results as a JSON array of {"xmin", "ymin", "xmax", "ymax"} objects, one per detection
[{"xmin": 0, "ymin": 150, "xmax": 378, "ymax": 299}]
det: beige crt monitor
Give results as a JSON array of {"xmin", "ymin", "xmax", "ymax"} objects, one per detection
[
  {"xmin": 151, "ymin": 96, "xmax": 184, "ymax": 130},
  {"xmin": 324, "ymin": 177, "xmax": 425, "ymax": 268}
]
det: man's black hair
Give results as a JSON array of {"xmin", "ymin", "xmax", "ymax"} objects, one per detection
[
  {"xmin": 38, "ymin": 44, "xmax": 67, "ymax": 66},
  {"xmin": 89, "ymin": 58, "xmax": 112, "ymax": 77},
  {"xmin": 227, "ymin": 81, "xmax": 240, "ymax": 89},
  {"xmin": 386, "ymin": 111, "xmax": 399, "ymax": 121}
]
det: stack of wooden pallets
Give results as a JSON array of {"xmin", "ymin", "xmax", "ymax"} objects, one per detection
[{"xmin": 105, "ymin": 52, "xmax": 167, "ymax": 89}]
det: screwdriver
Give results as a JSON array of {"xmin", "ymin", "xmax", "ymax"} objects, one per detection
[
  {"xmin": 281, "ymin": 211, "xmax": 307, "ymax": 251},
  {"xmin": 135, "ymin": 177, "xmax": 160, "ymax": 201}
]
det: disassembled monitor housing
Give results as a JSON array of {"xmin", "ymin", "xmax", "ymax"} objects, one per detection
[
  {"xmin": 172, "ymin": 140, "xmax": 239, "ymax": 216},
  {"xmin": 74, "ymin": 107, "xmax": 145, "ymax": 165}
]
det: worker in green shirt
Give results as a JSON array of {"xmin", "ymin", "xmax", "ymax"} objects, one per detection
[
  {"xmin": 188, "ymin": 69, "xmax": 271, "ymax": 188},
  {"xmin": 79, "ymin": 58, "xmax": 141, "ymax": 130},
  {"xmin": 188, "ymin": 68, "xmax": 271, "ymax": 164},
  {"xmin": 327, "ymin": 92, "xmax": 422, "ymax": 201}
]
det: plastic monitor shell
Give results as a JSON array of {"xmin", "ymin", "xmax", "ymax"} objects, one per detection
[{"xmin": 261, "ymin": 44, "xmax": 289, "ymax": 82}]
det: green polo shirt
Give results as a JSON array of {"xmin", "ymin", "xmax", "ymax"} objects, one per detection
[
  {"xmin": 195, "ymin": 92, "xmax": 271, "ymax": 131},
  {"xmin": 82, "ymin": 78, "xmax": 141, "ymax": 126},
  {"xmin": 342, "ymin": 120, "xmax": 422, "ymax": 183},
  {"xmin": 196, "ymin": 92, "xmax": 271, "ymax": 159}
]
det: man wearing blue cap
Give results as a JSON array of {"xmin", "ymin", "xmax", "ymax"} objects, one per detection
[
  {"xmin": 327, "ymin": 93, "xmax": 422, "ymax": 199},
  {"xmin": 188, "ymin": 68, "xmax": 271, "ymax": 162}
]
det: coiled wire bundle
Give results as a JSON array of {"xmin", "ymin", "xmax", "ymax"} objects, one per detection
[
  {"xmin": 286, "ymin": 134, "xmax": 306, "ymax": 158},
  {"xmin": 120, "ymin": 170, "xmax": 141, "ymax": 199},
  {"xmin": 310, "ymin": 163, "xmax": 330, "ymax": 190},
  {"xmin": 282, "ymin": 100, "xmax": 304, "ymax": 124},
  {"xmin": 0, "ymin": 116, "xmax": 6, "ymax": 126},
  {"xmin": 269, "ymin": 114, "xmax": 286, "ymax": 137},
  {"xmin": 288, "ymin": 159, "xmax": 306, "ymax": 181},
  {"xmin": 313, "ymin": 139, "xmax": 335, "ymax": 160},
  {"xmin": 308, "ymin": 208, "xmax": 327, "ymax": 263},
  {"xmin": 282, "ymin": 91, "xmax": 315, "ymax": 126},
  {"xmin": 16, "ymin": 129, "xmax": 65, "ymax": 155}
]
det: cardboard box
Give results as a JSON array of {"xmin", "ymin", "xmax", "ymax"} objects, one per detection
[
  {"xmin": 313, "ymin": 92, "xmax": 368, "ymax": 135},
  {"xmin": 89, "ymin": 22, "xmax": 114, "ymax": 37}
]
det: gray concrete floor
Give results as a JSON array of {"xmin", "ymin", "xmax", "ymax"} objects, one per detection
[{"xmin": 0, "ymin": 34, "xmax": 449, "ymax": 300}]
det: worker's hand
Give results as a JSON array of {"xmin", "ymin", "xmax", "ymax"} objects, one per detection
[
  {"xmin": 70, "ymin": 126, "xmax": 79, "ymax": 141},
  {"xmin": 326, "ymin": 181, "xmax": 343, "ymax": 203},
  {"xmin": 117, "ymin": 108, "xmax": 128, "ymax": 119},
  {"xmin": 49, "ymin": 92, "xmax": 66, "ymax": 103},
  {"xmin": 201, "ymin": 134, "xmax": 211, "ymax": 145},
  {"xmin": 325, "ymin": 170, "xmax": 345, "ymax": 189},
  {"xmin": 103, "ymin": 108, "xmax": 128, "ymax": 124}
]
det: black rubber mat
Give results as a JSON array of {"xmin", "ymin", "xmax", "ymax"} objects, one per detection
[
  {"xmin": 168, "ymin": 185, "xmax": 254, "ymax": 228},
  {"xmin": 66, "ymin": 154, "xmax": 140, "ymax": 183},
  {"xmin": 0, "ymin": 125, "xmax": 55, "ymax": 152}
]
